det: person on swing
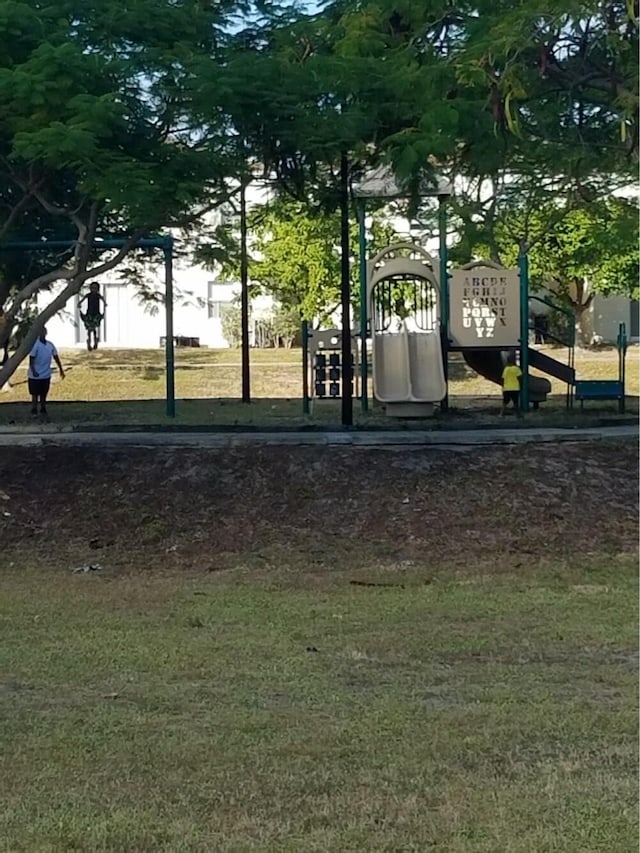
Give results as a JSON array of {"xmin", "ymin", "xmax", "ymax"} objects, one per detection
[
  {"xmin": 28, "ymin": 326, "xmax": 65, "ymax": 420},
  {"xmin": 78, "ymin": 282, "xmax": 106, "ymax": 351}
]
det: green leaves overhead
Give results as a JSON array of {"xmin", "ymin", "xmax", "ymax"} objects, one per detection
[
  {"xmin": 0, "ymin": 0, "xmax": 243, "ymax": 235},
  {"xmin": 3, "ymin": 0, "xmax": 635, "ymax": 241}
]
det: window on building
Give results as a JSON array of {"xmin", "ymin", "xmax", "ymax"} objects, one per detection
[
  {"xmin": 207, "ymin": 281, "xmax": 230, "ymax": 319},
  {"xmin": 209, "ymin": 300, "xmax": 228, "ymax": 319}
]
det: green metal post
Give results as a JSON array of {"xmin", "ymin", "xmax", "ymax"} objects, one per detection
[
  {"xmin": 438, "ymin": 196, "xmax": 449, "ymax": 412},
  {"xmin": 618, "ymin": 322, "xmax": 627, "ymax": 414},
  {"xmin": 358, "ymin": 201, "xmax": 369, "ymax": 412},
  {"xmin": 240, "ymin": 180, "xmax": 251, "ymax": 403},
  {"xmin": 339, "ymin": 152, "xmax": 353, "ymax": 427},
  {"xmin": 301, "ymin": 319, "xmax": 310, "ymax": 415},
  {"xmin": 164, "ymin": 236, "xmax": 176, "ymax": 418},
  {"xmin": 518, "ymin": 250, "xmax": 530, "ymax": 412}
]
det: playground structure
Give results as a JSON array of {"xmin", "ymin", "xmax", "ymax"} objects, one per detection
[
  {"xmin": 304, "ymin": 327, "xmax": 359, "ymax": 406},
  {"xmin": 366, "ymin": 244, "xmax": 445, "ymax": 417},
  {"xmin": 364, "ymin": 244, "xmax": 568, "ymax": 416},
  {"xmin": 303, "ymin": 240, "xmax": 629, "ymax": 418}
]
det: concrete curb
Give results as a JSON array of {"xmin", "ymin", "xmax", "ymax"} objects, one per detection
[{"xmin": 0, "ymin": 425, "xmax": 636, "ymax": 449}]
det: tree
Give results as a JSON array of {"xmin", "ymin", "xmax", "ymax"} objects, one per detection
[
  {"xmin": 526, "ymin": 198, "xmax": 638, "ymax": 344},
  {"xmin": 0, "ymin": 0, "xmax": 245, "ymax": 386},
  {"xmin": 458, "ymin": 195, "xmax": 638, "ymax": 344},
  {"xmin": 220, "ymin": 197, "xmax": 400, "ymax": 323},
  {"xmin": 271, "ymin": 303, "xmax": 300, "ymax": 348},
  {"xmin": 324, "ymin": 0, "xmax": 637, "ymax": 254},
  {"xmin": 241, "ymin": 199, "xmax": 343, "ymax": 323},
  {"xmin": 221, "ymin": 302, "xmax": 243, "ymax": 349}
]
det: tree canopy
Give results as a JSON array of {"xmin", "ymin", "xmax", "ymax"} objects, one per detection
[
  {"xmin": 0, "ymin": 0, "xmax": 243, "ymax": 383},
  {"xmin": 0, "ymin": 0, "xmax": 636, "ymax": 384}
]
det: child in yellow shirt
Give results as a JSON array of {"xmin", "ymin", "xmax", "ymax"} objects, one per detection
[{"xmin": 501, "ymin": 353, "xmax": 523, "ymax": 417}]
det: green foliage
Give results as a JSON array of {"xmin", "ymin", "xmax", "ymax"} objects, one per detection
[
  {"xmin": 222, "ymin": 198, "xmax": 399, "ymax": 323},
  {"xmin": 453, "ymin": 192, "xmax": 638, "ymax": 343},
  {"xmin": 221, "ymin": 302, "xmax": 243, "ymax": 349},
  {"xmin": 303, "ymin": 0, "xmax": 638, "ymax": 199},
  {"xmin": 270, "ymin": 303, "xmax": 300, "ymax": 347},
  {"xmin": 464, "ymin": 197, "xmax": 639, "ymax": 299},
  {"xmin": 249, "ymin": 200, "xmax": 340, "ymax": 322},
  {"xmin": 0, "ymin": 0, "xmax": 237, "ymax": 231},
  {"xmin": 528, "ymin": 199, "xmax": 639, "ymax": 299}
]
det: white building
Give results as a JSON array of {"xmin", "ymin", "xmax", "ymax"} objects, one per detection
[
  {"xmin": 40, "ymin": 262, "xmax": 274, "ymax": 350},
  {"xmin": 39, "ymin": 182, "xmax": 276, "ymax": 350}
]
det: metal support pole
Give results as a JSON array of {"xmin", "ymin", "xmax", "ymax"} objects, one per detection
[
  {"xmin": 518, "ymin": 249, "xmax": 530, "ymax": 412},
  {"xmin": 618, "ymin": 322, "xmax": 627, "ymax": 414},
  {"xmin": 0, "ymin": 238, "xmax": 168, "ymax": 251},
  {"xmin": 357, "ymin": 201, "xmax": 368, "ymax": 412},
  {"xmin": 340, "ymin": 152, "xmax": 353, "ymax": 427},
  {"xmin": 164, "ymin": 236, "xmax": 175, "ymax": 418},
  {"xmin": 240, "ymin": 180, "xmax": 251, "ymax": 403},
  {"xmin": 438, "ymin": 195, "xmax": 449, "ymax": 412},
  {"xmin": 301, "ymin": 319, "xmax": 310, "ymax": 415}
]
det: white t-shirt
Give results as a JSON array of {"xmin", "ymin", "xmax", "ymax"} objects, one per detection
[{"xmin": 28, "ymin": 340, "xmax": 57, "ymax": 380}]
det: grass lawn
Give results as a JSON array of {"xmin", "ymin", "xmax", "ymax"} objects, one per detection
[
  {"xmin": 0, "ymin": 344, "xmax": 636, "ymax": 428},
  {"xmin": 0, "ymin": 441, "xmax": 637, "ymax": 851},
  {"xmin": 1, "ymin": 559, "xmax": 637, "ymax": 852}
]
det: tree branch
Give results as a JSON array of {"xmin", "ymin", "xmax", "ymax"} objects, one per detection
[
  {"xmin": 0, "ymin": 279, "xmax": 82, "ymax": 387},
  {"xmin": 0, "ymin": 191, "xmax": 38, "ymax": 242},
  {"xmin": 0, "ymin": 230, "xmax": 144, "ymax": 386}
]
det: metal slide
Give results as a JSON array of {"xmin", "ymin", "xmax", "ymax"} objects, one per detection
[{"xmin": 462, "ymin": 349, "xmax": 552, "ymax": 403}]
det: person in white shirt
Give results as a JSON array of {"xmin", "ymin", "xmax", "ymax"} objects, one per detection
[{"xmin": 28, "ymin": 327, "xmax": 65, "ymax": 418}]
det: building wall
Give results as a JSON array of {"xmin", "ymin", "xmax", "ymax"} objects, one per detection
[
  {"xmin": 590, "ymin": 295, "xmax": 638, "ymax": 343},
  {"xmin": 529, "ymin": 286, "xmax": 638, "ymax": 345},
  {"xmin": 38, "ymin": 263, "xmax": 274, "ymax": 350}
]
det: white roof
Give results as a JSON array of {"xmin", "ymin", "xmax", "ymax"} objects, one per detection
[{"xmin": 352, "ymin": 165, "xmax": 451, "ymax": 199}]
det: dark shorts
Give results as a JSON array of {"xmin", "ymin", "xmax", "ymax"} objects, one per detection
[
  {"xmin": 81, "ymin": 313, "xmax": 103, "ymax": 331},
  {"xmin": 28, "ymin": 377, "xmax": 51, "ymax": 397},
  {"xmin": 503, "ymin": 390, "xmax": 520, "ymax": 405}
]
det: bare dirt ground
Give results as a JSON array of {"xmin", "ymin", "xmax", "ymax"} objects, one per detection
[{"xmin": 1, "ymin": 440, "xmax": 636, "ymax": 574}]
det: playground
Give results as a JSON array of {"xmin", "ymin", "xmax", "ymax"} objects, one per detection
[
  {"xmin": 0, "ymin": 173, "xmax": 636, "ymax": 853},
  {"xmin": 0, "ymin": 438, "xmax": 637, "ymax": 851},
  {"xmin": 0, "ymin": 343, "xmax": 636, "ymax": 428},
  {"xmin": 1, "ymin": 194, "xmax": 635, "ymax": 430}
]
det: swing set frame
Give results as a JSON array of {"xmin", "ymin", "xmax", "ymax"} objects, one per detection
[{"xmin": 0, "ymin": 235, "xmax": 177, "ymax": 417}]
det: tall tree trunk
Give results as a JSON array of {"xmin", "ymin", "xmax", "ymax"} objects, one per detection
[{"xmin": 567, "ymin": 276, "xmax": 595, "ymax": 347}]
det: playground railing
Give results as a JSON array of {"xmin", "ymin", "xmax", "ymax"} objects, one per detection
[{"xmin": 529, "ymin": 294, "xmax": 576, "ymax": 408}]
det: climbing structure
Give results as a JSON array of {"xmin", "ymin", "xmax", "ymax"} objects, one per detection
[{"xmin": 366, "ymin": 243, "xmax": 446, "ymax": 416}]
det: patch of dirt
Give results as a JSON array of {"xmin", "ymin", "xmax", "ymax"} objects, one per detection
[{"xmin": 0, "ymin": 441, "xmax": 637, "ymax": 573}]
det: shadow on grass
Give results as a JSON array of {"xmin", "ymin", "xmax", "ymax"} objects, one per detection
[
  {"xmin": 139, "ymin": 366, "xmax": 163, "ymax": 382},
  {"xmin": 0, "ymin": 394, "xmax": 637, "ymax": 431}
]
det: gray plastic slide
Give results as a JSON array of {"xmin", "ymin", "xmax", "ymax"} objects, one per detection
[
  {"xmin": 462, "ymin": 349, "xmax": 552, "ymax": 402},
  {"xmin": 372, "ymin": 326, "xmax": 446, "ymax": 403}
]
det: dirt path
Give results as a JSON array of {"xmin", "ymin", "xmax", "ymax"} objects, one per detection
[{"xmin": 1, "ymin": 441, "xmax": 636, "ymax": 574}]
